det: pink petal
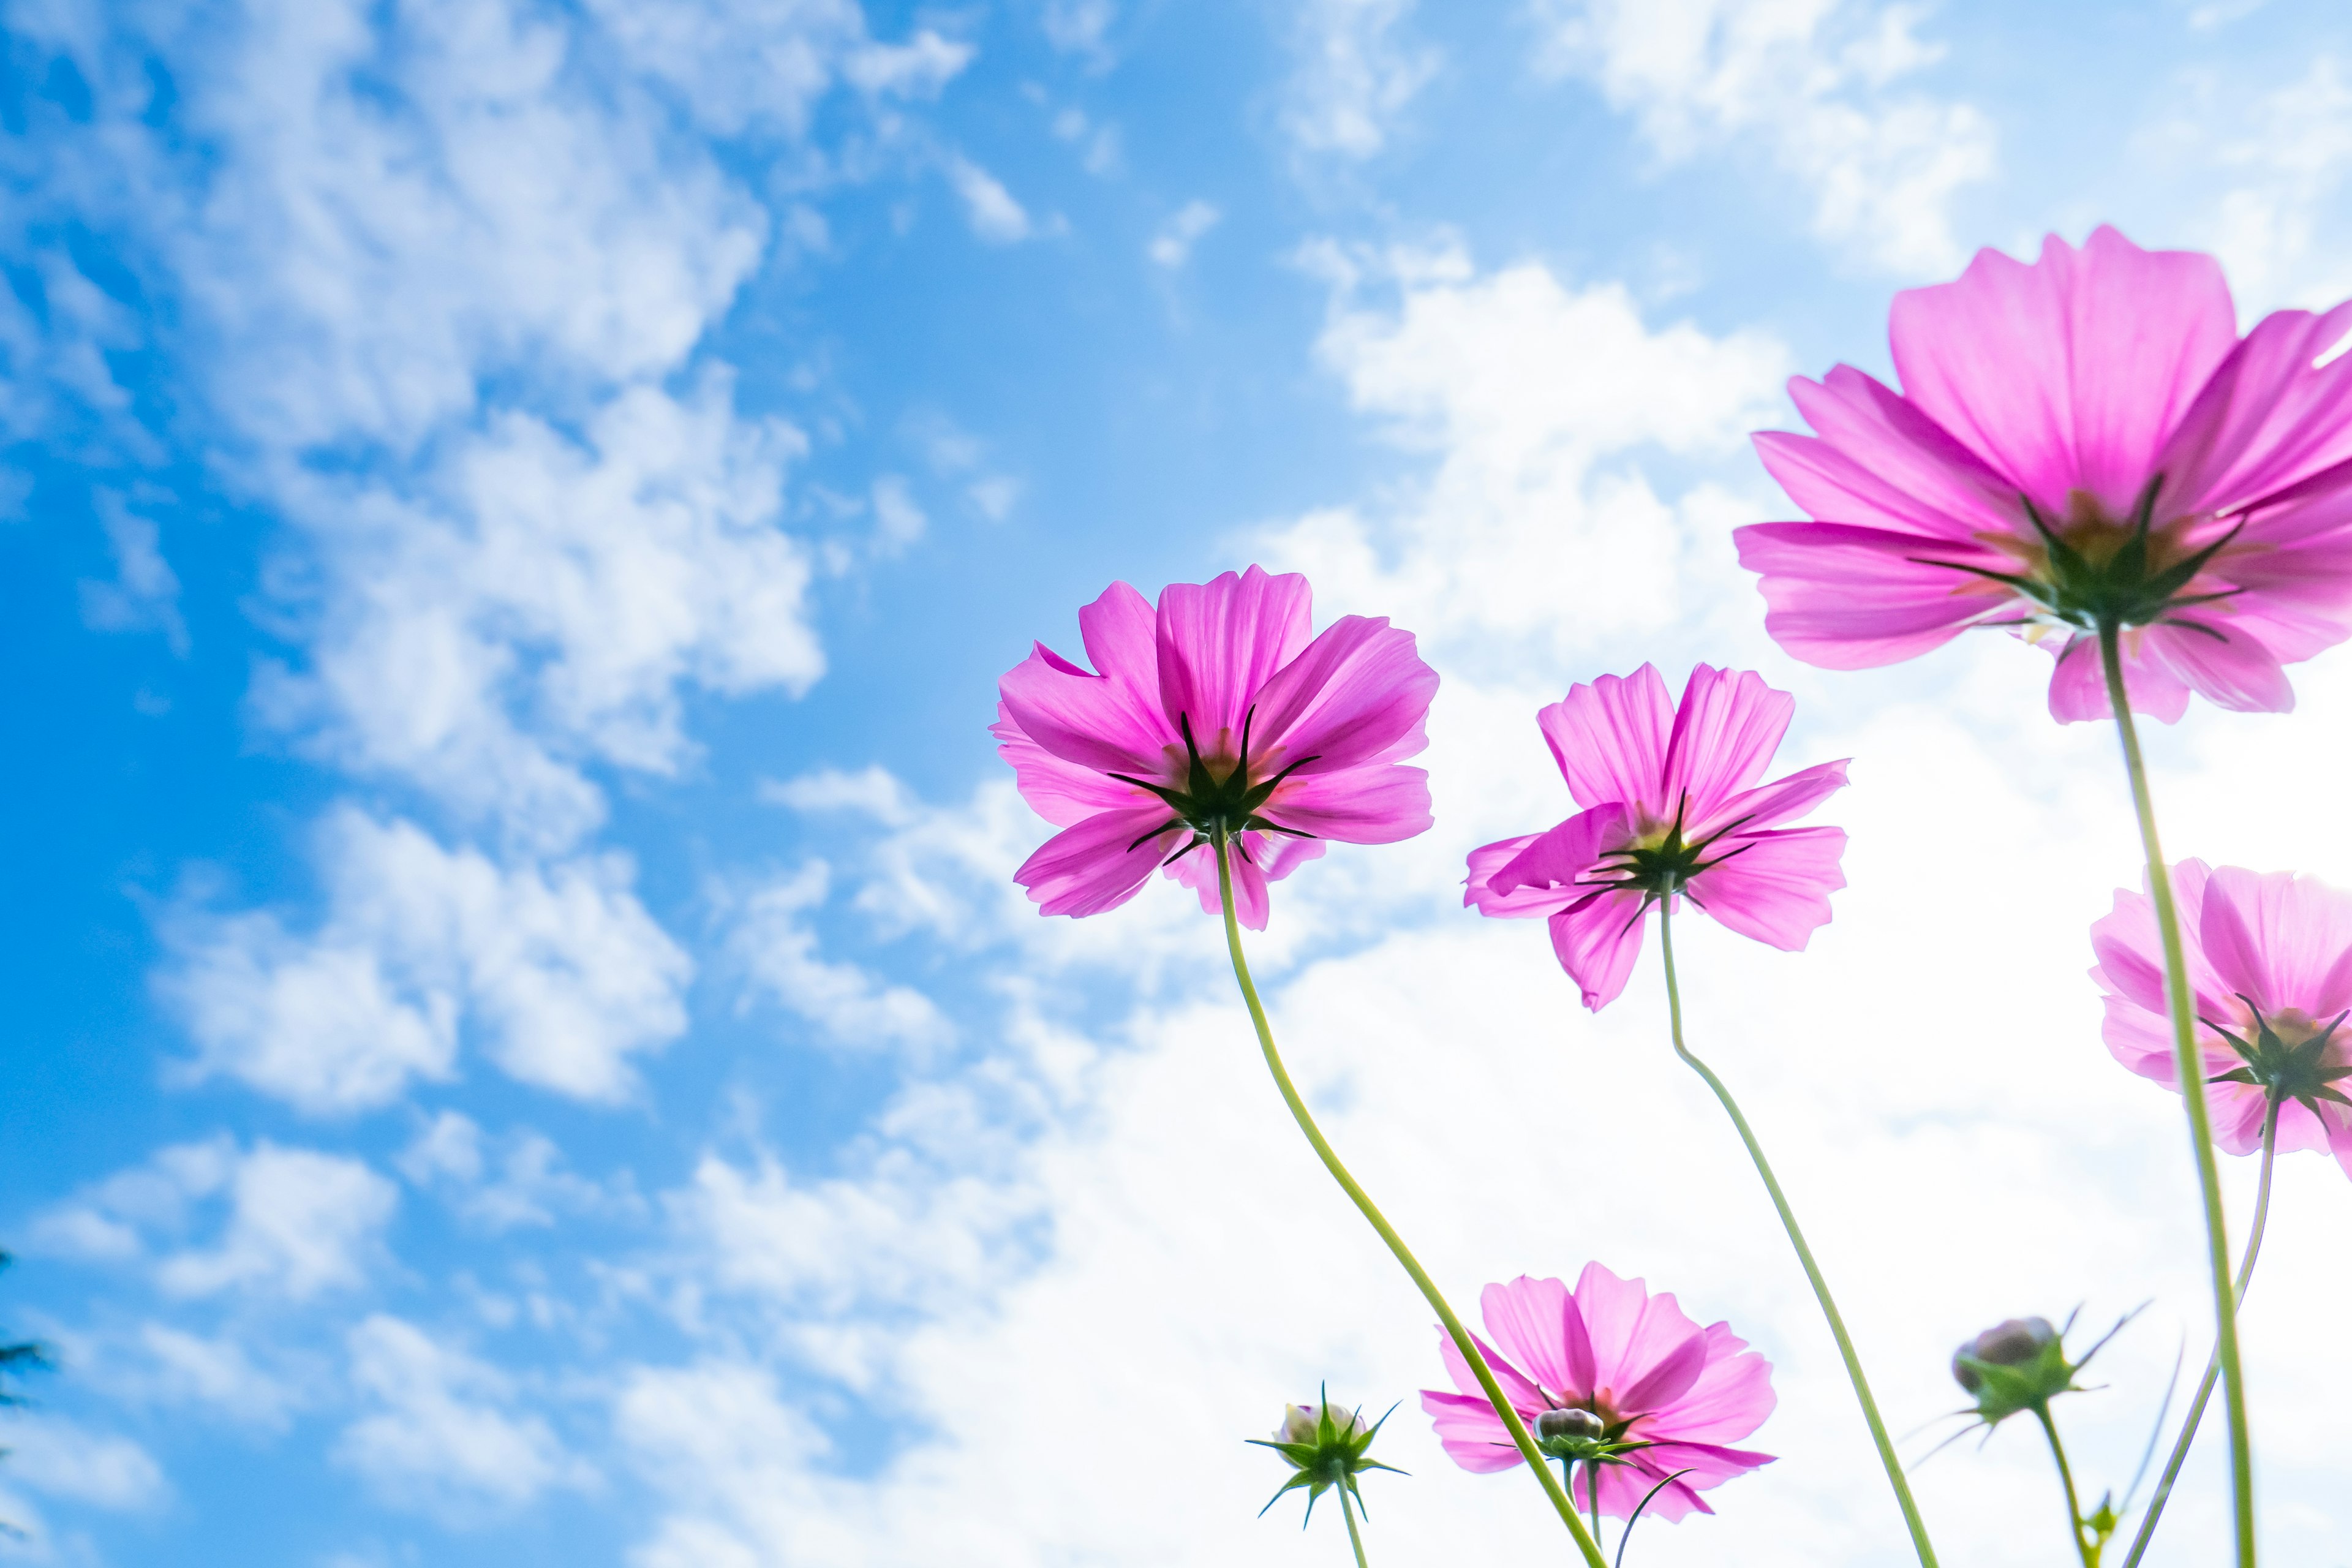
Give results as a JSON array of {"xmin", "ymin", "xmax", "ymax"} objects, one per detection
[
  {"xmin": 1694, "ymin": 758, "xmax": 1850, "ymax": 841},
  {"xmin": 1686, "ymin": 826, "xmax": 1847, "ymax": 951},
  {"xmin": 1165, "ymin": 832, "xmax": 1326, "ymax": 930},
  {"xmin": 2044, "ymin": 631, "xmax": 2193, "ymax": 724},
  {"xmin": 1890, "ymin": 227, "xmax": 2238, "ymax": 518},
  {"xmin": 1258, "ymin": 764, "xmax": 1433, "ymax": 845},
  {"xmin": 1477, "ymin": 1276, "xmax": 1579, "ymax": 1398},
  {"xmin": 2159, "ymin": 298, "xmax": 2352, "ymax": 516},
  {"xmin": 1078, "ymin": 579, "xmax": 1170, "ymax": 728},
  {"xmin": 1152, "ymin": 566, "xmax": 1313, "ymax": 763},
  {"xmin": 1434, "ymin": 1324, "xmax": 1547, "ymax": 1413},
  {"xmin": 1549, "ymin": 889, "xmax": 1651, "ymax": 1012},
  {"xmin": 2198, "ymin": 866, "xmax": 2352, "ymax": 1019},
  {"xmin": 1246, "ymin": 615, "xmax": 1439, "ymax": 776},
  {"xmin": 1614, "ymin": 1321, "xmax": 1711, "ymax": 1412},
  {"xmin": 990, "ymin": 704, "xmax": 1148, "ymax": 827},
  {"xmin": 1761, "ymin": 364, "xmax": 2026, "ymax": 543},
  {"xmin": 1617, "ymin": 1440, "xmax": 1775, "ymax": 1520},
  {"xmin": 998, "ymin": 638, "xmax": 1177, "ymax": 777},
  {"xmin": 2089, "ymin": 859, "xmax": 2225, "ymax": 1020},
  {"xmin": 1419, "ymin": 1390, "xmax": 1526, "ymax": 1473},
  {"xmin": 2143, "ymin": 620, "xmax": 2296, "ymax": 714},
  {"xmin": 1570, "ymin": 1264, "xmax": 1708, "ymax": 1410},
  {"xmin": 1489, "ymin": 803, "xmax": 1632, "ymax": 900},
  {"xmin": 1646, "ymin": 1322, "xmax": 1776, "ymax": 1445},
  {"xmin": 1465, "ymin": 832, "xmax": 1581, "ymax": 919},
  {"xmin": 1013, "ymin": 805, "xmax": 1187, "ymax": 919},
  {"xmin": 1537, "ymin": 665, "xmax": 1676, "ymax": 812},
  {"xmin": 1735, "ymin": 521, "xmax": 2008, "ymax": 670},
  {"xmin": 1659, "ymin": 665, "xmax": 1795, "ymax": 819}
]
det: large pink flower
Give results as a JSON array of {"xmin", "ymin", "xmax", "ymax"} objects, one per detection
[
  {"xmin": 1420, "ymin": 1265, "xmax": 1775, "ymax": 1521},
  {"xmin": 993, "ymin": 566, "xmax": 1438, "ymax": 929},
  {"xmin": 1738, "ymin": 225, "xmax": 2352, "ymax": 722},
  {"xmin": 2090, "ymin": 860, "xmax": 2352, "ymax": 1177},
  {"xmin": 1465, "ymin": 663, "xmax": 1848, "ymax": 1011}
]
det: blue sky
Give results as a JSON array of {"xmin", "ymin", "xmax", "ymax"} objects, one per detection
[{"xmin": 9, "ymin": 2, "xmax": 2352, "ymax": 1565}]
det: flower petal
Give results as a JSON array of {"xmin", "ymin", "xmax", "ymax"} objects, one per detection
[
  {"xmin": 1259, "ymin": 764, "xmax": 1433, "ymax": 845},
  {"xmin": 1246, "ymin": 615, "xmax": 1439, "ymax": 776},
  {"xmin": 1153, "ymin": 566, "xmax": 1313, "ymax": 761},
  {"xmin": 1759, "ymin": 364, "xmax": 2026, "ymax": 543},
  {"xmin": 1646, "ymin": 1322, "xmax": 1776, "ymax": 1446},
  {"xmin": 1164, "ymin": 832, "xmax": 1326, "ymax": 930},
  {"xmin": 1693, "ymin": 758, "xmax": 1850, "ymax": 842},
  {"xmin": 1659, "ymin": 665, "xmax": 1795, "ymax": 819},
  {"xmin": 1549, "ymin": 889, "xmax": 1650, "ymax": 1012},
  {"xmin": 1465, "ymin": 832, "xmax": 1581, "ymax": 919},
  {"xmin": 1433, "ymin": 1324, "xmax": 1547, "ymax": 1413},
  {"xmin": 2159, "ymin": 298, "xmax": 2352, "ymax": 516},
  {"xmin": 1418, "ymin": 1390, "xmax": 1526, "ymax": 1474},
  {"xmin": 1537, "ymin": 665, "xmax": 1676, "ymax": 812},
  {"xmin": 2142, "ymin": 620, "xmax": 2296, "ymax": 715},
  {"xmin": 2198, "ymin": 865, "xmax": 2352, "ymax": 1019},
  {"xmin": 1890, "ymin": 227, "xmax": 2239, "ymax": 518},
  {"xmin": 990, "ymin": 704, "xmax": 1148, "ymax": 827},
  {"xmin": 1686, "ymin": 826, "xmax": 1847, "ymax": 951},
  {"xmin": 2044, "ymin": 630, "xmax": 2192, "ymax": 724},
  {"xmin": 1012, "ymin": 805, "xmax": 1187, "ymax": 919},
  {"xmin": 1570, "ymin": 1264, "xmax": 1708, "ymax": 1412},
  {"xmin": 1735, "ymin": 521, "xmax": 2007, "ymax": 670},
  {"xmin": 1489, "ymin": 803, "xmax": 1632, "ymax": 900},
  {"xmin": 998, "ymin": 636, "xmax": 1177, "ymax": 777},
  {"xmin": 1477, "ymin": 1276, "xmax": 1578, "ymax": 1398},
  {"xmin": 2089, "ymin": 859, "xmax": 2225, "ymax": 1021}
]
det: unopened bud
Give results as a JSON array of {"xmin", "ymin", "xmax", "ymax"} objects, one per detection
[
  {"xmin": 1534, "ymin": 1407, "xmax": 1605, "ymax": 1443},
  {"xmin": 1951, "ymin": 1317, "xmax": 2056, "ymax": 1393},
  {"xmin": 1278, "ymin": 1403, "xmax": 1365, "ymax": 1446}
]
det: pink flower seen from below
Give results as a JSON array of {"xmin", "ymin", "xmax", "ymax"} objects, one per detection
[
  {"xmin": 2090, "ymin": 859, "xmax": 2352, "ymax": 1177},
  {"xmin": 993, "ymin": 566, "xmax": 1438, "ymax": 930},
  {"xmin": 1420, "ymin": 1264, "xmax": 1776, "ymax": 1521},
  {"xmin": 1739, "ymin": 225, "xmax": 2352, "ymax": 723},
  {"xmin": 1465, "ymin": 663, "xmax": 1849, "ymax": 1011}
]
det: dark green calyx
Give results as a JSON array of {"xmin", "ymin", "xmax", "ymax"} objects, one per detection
[
  {"xmin": 1950, "ymin": 1306, "xmax": 2138, "ymax": 1429},
  {"xmin": 2203, "ymin": 1000, "xmax": 2352, "ymax": 1123},
  {"xmin": 1911, "ymin": 475, "xmax": 2246, "ymax": 637},
  {"xmin": 1109, "ymin": 709, "xmax": 1319, "ymax": 865},
  {"xmin": 1581, "ymin": 793, "xmax": 1754, "ymax": 903},
  {"xmin": 1247, "ymin": 1387, "xmax": 1406, "ymax": 1528}
]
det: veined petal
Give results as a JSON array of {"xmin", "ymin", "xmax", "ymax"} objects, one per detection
[
  {"xmin": 1686, "ymin": 826, "xmax": 1846, "ymax": 951},
  {"xmin": 1735, "ymin": 521, "xmax": 2007, "ymax": 670},
  {"xmin": 1013, "ymin": 806, "xmax": 1188, "ymax": 919},
  {"xmin": 1477, "ymin": 1276, "xmax": 1579, "ymax": 1398},
  {"xmin": 1246, "ymin": 615, "xmax": 1439, "ymax": 775},
  {"xmin": 2089, "ymin": 859, "xmax": 2223, "ymax": 1021},
  {"xmin": 998, "ymin": 639, "xmax": 1177, "ymax": 776},
  {"xmin": 1153, "ymin": 566, "xmax": 1313, "ymax": 760},
  {"xmin": 1164, "ymin": 832, "xmax": 1325, "ymax": 930},
  {"xmin": 1537, "ymin": 665, "xmax": 1676, "ymax": 812},
  {"xmin": 1077, "ymin": 579, "xmax": 1170, "ymax": 727},
  {"xmin": 1434, "ymin": 1325, "xmax": 1546, "ymax": 1412},
  {"xmin": 990, "ymin": 705, "xmax": 1150, "ymax": 827},
  {"xmin": 1572, "ymin": 1263, "xmax": 1700, "ymax": 1404},
  {"xmin": 1692, "ymin": 758, "xmax": 1849, "ymax": 842},
  {"xmin": 1660, "ymin": 665, "xmax": 1795, "ymax": 818},
  {"xmin": 1890, "ymin": 227, "xmax": 2238, "ymax": 517},
  {"xmin": 1417, "ymin": 1390, "xmax": 1526, "ymax": 1474},
  {"xmin": 1257, "ymin": 764, "xmax": 1433, "ymax": 845},
  {"xmin": 2141, "ymin": 620, "xmax": 2296, "ymax": 715},
  {"xmin": 1465, "ymin": 833, "xmax": 1581, "ymax": 919},
  {"xmin": 1648, "ymin": 1322, "xmax": 1776, "ymax": 1445},
  {"xmin": 1764, "ymin": 364, "xmax": 2022, "ymax": 543},
  {"xmin": 1490, "ymin": 803, "xmax": 1633, "ymax": 900},
  {"xmin": 2044, "ymin": 630, "xmax": 2193, "ymax": 724},
  {"xmin": 2197, "ymin": 865, "xmax": 2352, "ymax": 1020},
  {"xmin": 2159, "ymin": 298, "xmax": 2352, "ymax": 516},
  {"xmin": 1550, "ymin": 889, "xmax": 1649, "ymax": 1012}
]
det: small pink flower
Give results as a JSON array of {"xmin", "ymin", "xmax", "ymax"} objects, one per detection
[
  {"xmin": 1465, "ymin": 663, "xmax": 1848, "ymax": 1011},
  {"xmin": 1738, "ymin": 225, "xmax": 2352, "ymax": 722},
  {"xmin": 993, "ymin": 566, "xmax": 1438, "ymax": 929},
  {"xmin": 1419, "ymin": 1265, "xmax": 1776, "ymax": 1521},
  {"xmin": 2090, "ymin": 860, "xmax": 2352, "ymax": 1176}
]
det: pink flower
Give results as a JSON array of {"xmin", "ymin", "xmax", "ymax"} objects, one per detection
[
  {"xmin": 1738, "ymin": 225, "xmax": 2352, "ymax": 723},
  {"xmin": 1419, "ymin": 1265, "xmax": 1775, "ymax": 1521},
  {"xmin": 2090, "ymin": 860, "xmax": 2352, "ymax": 1177},
  {"xmin": 1464, "ymin": 663, "xmax": 1848, "ymax": 1011},
  {"xmin": 993, "ymin": 566, "xmax": 1438, "ymax": 929}
]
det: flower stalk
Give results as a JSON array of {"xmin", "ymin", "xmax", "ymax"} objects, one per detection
[
  {"xmin": 2097, "ymin": 620, "xmax": 2255, "ymax": 1567},
  {"xmin": 1657, "ymin": 904, "xmax": 1940, "ymax": 1568},
  {"xmin": 1213, "ymin": 832, "xmax": 1610, "ymax": 1567}
]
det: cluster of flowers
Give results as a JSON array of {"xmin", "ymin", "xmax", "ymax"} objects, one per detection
[{"xmin": 994, "ymin": 228, "xmax": 2352, "ymax": 1567}]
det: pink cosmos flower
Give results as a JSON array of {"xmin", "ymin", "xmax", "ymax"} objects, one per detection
[
  {"xmin": 2090, "ymin": 859, "xmax": 2352, "ymax": 1177},
  {"xmin": 993, "ymin": 566, "xmax": 1438, "ymax": 930},
  {"xmin": 1419, "ymin": 1265, "xmax": 1776, "ymax": 1521},
  {"xmin": 1738, "ymin": 225, "xmax": 2352, "ymax": 722},
  {"xmin": 1464, "ymin": 663, "xmax": 1848, "ymax": 1011}
]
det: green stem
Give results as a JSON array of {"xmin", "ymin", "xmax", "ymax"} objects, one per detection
[
  {"xmin": 2097, "ymin": 621, "xmax": 2255, "ymax": 1568},
  {"xmin": 1338, "ymin": 1482, "xmax": 1370, "ymax": 1568},
  {"xmin": 1586, "ymin": 1458, "xmax": 1604, "ymax": 1556},
  {"xmin": 2035, "ymin": 1404, "xmax": 2097, "ymax": 1568},
  {"xmin": 1656, "ymin": 905, "xmax": 1939, "ymax": 1568},
  {"xmin": 2120, "ymin": 1101, "xmax": 2280, "ymax": 1568},
  {"xmin": 1212, "ymin": 834, "xmax": 1609, "ymax": 1567}
]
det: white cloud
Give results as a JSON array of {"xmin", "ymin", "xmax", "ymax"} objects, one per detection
[
  {"xmin": 397, "ymin": 1111, "xmax": 617, "ymax": 1232},
  {"xmin": 162, "ymin": 809, "xmax": 692, "ymax": 1112},
  {"xmin": 943, "ymin": 154, "xmax": 1034, "ymax": 244},
  {"xmin": 126, "ymin": 1324, "xmax": 304, "ymax": 1428},
  {"xmin": 2203, "ymin": 56, "xmax": 2352, "ymax": 309},
  {"xmin": 1281, "ymin": 0, "xmax": 1439, "ymax": 160},
  {"xmin": 869, "ymin": 475, "xmax": 927, "ymax": 557},
  {"xmin": 1147, "ymin": 199, "xmax": 1222, "ymax": 269},
  {"xmin": 36, "ymin": 1137, "xmax": 396, "ymax": 1303},
  {"xmin": 0, "ymin": 1417, "xmax": 167, "ymax": 1513},
  {"xmin": 1048, "ymin": 104, "xmax": 1123, "ymax": 175},
  {"xmin": 77, "ymin": 489, "xmax": 187, "ymax": 654},
  {"xmin": 336, "ymin": 1314, "xmax": 587, "ymax": 1514},
  {"xmin": 1531, "ymin": 0, "xmax": 1995, "ymax": 274},
  {"xmin": 1040, "ymin": 0, "xmax": 1118, "ymax": 67},
  {"xmin": 722, "ymin": 862, "xmax": 954, "ymax": 1054}
]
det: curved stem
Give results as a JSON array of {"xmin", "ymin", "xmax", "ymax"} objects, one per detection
[
  {"xmin": 2035, "ymin": 1405, "xmax": 2097, "ymax": 1568},
  {"xmin": 1338, "ymin": 1482, "xmax": 1370, "ymax": 1568},
  {"xmin": 1657, "ymin": 905, "xmax": 1940, "ymax": 1568},
  {"xmin": 2120, "ymin": 1101, "xmax": 2280, "ymax": 1568},
  {"xmin": 2098, "ymin": 622, "xmax": 2255, "ymax": 1568},
  {"xmin": 1212, "ymin": 834, "xmax": 1608, "ymax": 1567}
]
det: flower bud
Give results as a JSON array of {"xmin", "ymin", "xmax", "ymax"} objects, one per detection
[
  {"xmin": 1249, "ymin": 1386, "xmax": 1405, "ymax": 1526},
  {"xmin": 1277, "ymin": 1403, "xmax": 1366, "ymax": 1446},
  {"xmin": 1951, "ymin": 1316, "xmax": 2057, "ymax": 1394},
  {"xmin": 1534, "ymin": 1407, "xmax": 1605, "ymax": 1443}
]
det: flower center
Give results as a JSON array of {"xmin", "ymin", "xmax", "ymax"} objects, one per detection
[
  {"xmin": 1922, "ymin": 476, "xmax": 2243, "ymax": 636},
  {"xmin": 1105, "ymin": 707, "xmax": 1321, "ymax": 864},
  {"xmin": 2202, "ymin": 998, "xmax": 2352, "ymax": 1121},
  {"xmin": 1583, "ymin": 795, "xmax": 1753, "ymax": 902}
]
